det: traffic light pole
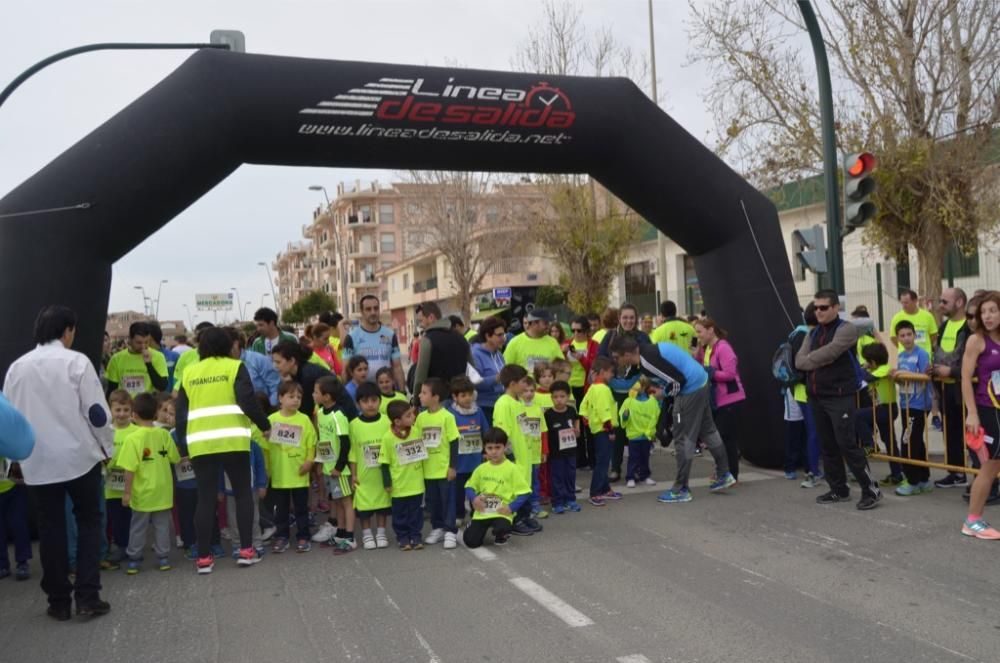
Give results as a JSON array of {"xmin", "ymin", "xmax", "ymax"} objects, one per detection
[{"xmin": 797, "ymin": 1, "xmax": 844, "ymax": 295}]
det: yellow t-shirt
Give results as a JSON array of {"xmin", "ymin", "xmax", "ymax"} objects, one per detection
[
  {"xmin": 415, "ymin": 408, "xmax": 460, "ymax": 480},
  {"xmin": 266, "ymin": 411, "xmax": 317, "ymax": 489},
  {"xmin": 619, "ymin": 395, "xmax": 660, "ymax": 441},
  {"xmin": 651, "ymin": 319, "xmax": 696, "ymax": 355},
  {"xmin": 349, "ymin": 415, "xmax": 392, "ymax": 512},
  {"xmin": 106, "ymin": 349, "xmax": 168, "ymax": 396},
  {"xmin": 889, "ymin": 308, "xmax": 938, "ymax": 355},
  {"xmin": 492, "ymin": 393, "xmax": 530, "ymax": 483},
  {"xmin": 466, "ymin": 458, "xmax": 531, "ymax": 524},
  {"xmin": 379, "ymin": 426, "xmax": 426, "ymax": 498},
  {"xmin": 580, "ymin": 383, "xmax": 619, "ymax": 435},
  {"xmin": 117, "ymin": 426, "xmax": 179, "ymax": 512}
]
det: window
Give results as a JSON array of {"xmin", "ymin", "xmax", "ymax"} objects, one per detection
[
  {"xmin": 403, "ymin": 273, "xmax": 410, "ymax": 289},
  {"xmin": 390, "ymin": 277, "xmax": 397, "ymax": 293},
  {"xmin": 946, "ymin": 241, "xmax": 979, "ymax": 279},
  {"xmin": 380, "ymin": 232, "xmax": 396, "ymax": 253},
  {"xmin": 486, "ymin": 205, "xmax": 499, "ymax": 224},
  {"xmin": 379, "ymin": 203, "xmax": 394, "ymax": 224},
  {"xmin": 359, "ymin": 205, "xmax": 372, "ymax": 223}
]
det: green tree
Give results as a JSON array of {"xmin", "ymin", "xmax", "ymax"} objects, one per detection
[
  {"xmin": 535, "ymin": 285, "xmax": 568, "ymax": 307},
  {"xmin": 688, "ymin": 0, "xmax": 1000, "ymax": 304},
  {"xmin": 282, "ymin": 290, "xmax": 337, "ymax": 325}
]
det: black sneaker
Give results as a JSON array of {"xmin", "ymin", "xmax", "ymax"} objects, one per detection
[
  {"xmin": 856, "ymin": 493, "xmax": 882, "ymax": 510},
  {"xmin": 47, "ymin": 605, "xmax": 72, "ymax": 622},
  {"xmin": 494, "ymin": 533, "xmax": 510, "ymax": 546},
  {"xmin": 816, "ymin": 491, "xmax": 851, "ymax": 505},
  {"xmin": 76, "ymin": 599, "xmax": 111, "ymax": 618},
  {"xmin": 525, "ymin": 518, "xmax": 543, "ymax": 532},
  {"xmin": 934, "ymin": 474, "xmax": 968, "ymax": 489},
  {"xmin": 511, "ymin": 522, "xmax": 535, "ymax": 536}
]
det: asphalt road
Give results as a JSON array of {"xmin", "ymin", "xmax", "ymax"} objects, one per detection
[{"xmin": 2, "ymin": 450, "xmax": 998, "ymax": 663}]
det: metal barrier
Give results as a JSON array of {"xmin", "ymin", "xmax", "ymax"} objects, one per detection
[{"xmin": 863, "ymin": 371, "xmax": 982, "ymax": 476}]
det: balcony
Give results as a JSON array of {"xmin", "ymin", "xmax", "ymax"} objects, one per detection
[
  {"xmin": 346, "ymin": 213, "xmax": 375, "ymax": 230},
  {"xmin": 348, "ymin": 242, "xmax": 378, "ymax": 258},
  {"xmin": 413, "ymin": 277, "xmax": 438, "ymax": 293},
  {"xmin": 349, "ymin": 272, "xmax": 379, "ymax": 286}
]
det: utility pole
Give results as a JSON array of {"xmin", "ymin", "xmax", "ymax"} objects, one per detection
[{"xmin": 648, "ymin": 0, "xmax": 669, "ymax": 310}]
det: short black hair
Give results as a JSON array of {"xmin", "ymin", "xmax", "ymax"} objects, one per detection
[
  {"xmin": 197, "ymin": 327, "xmax": 234, "ymax": 359},
  {"xmin": 894, "ymin": 319, "xmax": 916, "ymax": 335},
  {"xmin": 483, "ymin": 428, "xmax": 508, "ymax": 447},
  {"xmin": 591, "ymin": 356, "xmax": 616, "ymax": 374},
  {"xmin": 862, "ymin": 342, "xmax": 889, "ymax": 366},
  {"xmin": 132, "ymin": 392, "xmax": 158, "ymax": 421},
  {"xmin": 33, "ymin": 305, "xmax": 76, "ymax": 344},
  {"xmin": 421, "ymin": 377, "xmax": 448, "ymax": 402},
  {"xmin": 448, "ymin": 315, "xmax": 464, "ymax": 330},
  {"xmin": 571, "ymin": 315, "xmax": 590, "ymax": 332},
  {"xmin": 347, "ymin": 355, "xmax": 369, "ymax": 374},
  {"xmin": 253, "ymin": 307, "xmax": 278, "ymax": 324},
  {"xmin": 195, "ymin": 321, "xmax": 214, "ymax": 331},
  {"xmin": 174, "ymin": 334, "xmax": 188, "ymax": 345},
  {"xmin": 420, "ymin": 302, "xmax": 442, "ymax": 319},
  {"xmin": 147, "ymin": 322, "xmax": 163, "ymax": 345},
  {"xmin": 356, "ymin": 381, "xmax": 381, "ymax": 403},
  {"xmin": 128, "ymin": 321, "xmax": 150, "ymax": 339},
  {"xmin": 550, "ymin": 380, "xmax": 571, "ymax": 396},
  {"xmin": 315, "ymin": 375, "xmax": 345, "ymax": 402},
  {"xmin": 608, "ymin": 335, "xmax": 639, "ymax": 355},
  {"xmin": 498, "ymin": 364, "xmax": 528, "ymax": 387},
  {"xmin": 803, "ymin": 302, "xmax": 818, "ymax": 326},
  {"xmin": 272, "ymin": 340, "xmax": 308, "ymax": 365},
  {"xmin": 899, "ymin": 288, "xmax": 918, "ymax": 302},
  {"xmin": 450, "ymin": 375, "xmax": 475, "ymax": 395},
  {"xmin": 813, "ymin": 289, "xmax": 839, "ymax": 307},
  {"xmin": 386, "ymin": 399, "xmax": 412, "ymax": 423},
  {"xmin": 359, "ymin": 294, "xmax": 379, "ymax": 310},
  {"xmin": 659, "ymin": 300, "xmax": 677, "ymax": 318},
  {"xmin": 318, "ymin": 311, "xmax": 343, "ymax": 326}
]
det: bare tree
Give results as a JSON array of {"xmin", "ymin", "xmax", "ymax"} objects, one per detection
[
  {"xmin": 402, "ymin": 171, "xmax": 529, "ymax": 324},
  {"xmin": 688, "ymin": 0, "xmax": 1000, "ymax": 303}
]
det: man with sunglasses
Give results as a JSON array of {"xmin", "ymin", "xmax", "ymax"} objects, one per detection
[
  {"xmin": 503, "ymin": 309, "xmax": 564, "ymax": 373},
  {"xmin": 931, "ymin": 288, "xmax": 971, "ymax": 489},
  {"xmin": 795, "ymin": 290, "xmax": 881, "ymax": 510}
]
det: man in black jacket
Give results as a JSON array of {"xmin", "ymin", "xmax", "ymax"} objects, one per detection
[
  {"xmin": 932, "ymin": 288, "xmax": 970, "ymax": 488},
  {"xmin": 795, "ymin": 290, "xmax": 881, "ymax": 510},
  {"xmin": 412, "ymin": 302, "xmax": 470, "ymax": 397}
]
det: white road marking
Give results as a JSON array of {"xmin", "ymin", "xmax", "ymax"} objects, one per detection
[
  {"xmin": 413, "ymin": 629, "xmax": 442, "ymax": 663},
  {"xmin": 466, "ymin": 545, "xmax": 497, "ymax": 561},
  {"xmin": 509, "ymin": 576, "xmax": 594, "ymax": 627},
  {"xmin": 617, "ymin": 655, "xmax": 652, "ymax": 663}
]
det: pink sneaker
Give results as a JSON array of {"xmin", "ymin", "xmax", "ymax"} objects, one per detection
[{"xmin": 961, "ymin": 518, "xmax": 1000, "ymax": 539}]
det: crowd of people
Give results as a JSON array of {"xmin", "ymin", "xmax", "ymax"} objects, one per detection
[{"xmin": 4, "ymin": 284, "xmax": 1000, "ymax": 621}]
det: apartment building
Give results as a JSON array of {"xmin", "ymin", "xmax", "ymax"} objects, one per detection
[{"xmin": 271, "ymin": 240, "xmax": 312, "ymax": 313}]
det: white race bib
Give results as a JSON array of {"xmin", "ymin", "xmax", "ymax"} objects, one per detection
[
  {"xmin": 364, "ymin": 444, "xmax": 381, "ymax": 468},
  {"xmin": 521, "ymin": 417, "xmax": 541, "ymax": 437},
  {"xmin": 271, "ymin": 423, "xmax": 303, "ymax": 447},
  {"xmin": 422, "ymin": 426, "xmax": 442, "ymax": 449},
  {"xmin": 459, "ymin": 433, "xmax": 482, "ymax": 455},
  {"xmin": 916, "ymin": 329, "xmax": 927, "ymax": 343},
  {"xmin": 121, "ymin": 374, "xmax": 146, "ymax": 396},
  {"xmin": 107, "ymin": 468, "xmax": 126, "ymax": 493},
  {"xmin": 315, "ymin": 441, "xmax": 335, "ymax": 463},
  {"xmin": 991, "ymin": 370, "xmax": 1000, "ymax": 396},
  {"xmin": 397, "ymin": 438, "xmax": 427, "ymax": 465},
  {"xmin": 175, "ymin": 460, "xmax": 195, "ymax": 482},
  {"xmin": 482, "ymin": 494, "xmax": 503, "ymax": 515},
  {"xmin": 558, "ymin": 427, "xmax": 577, "ymax": 451}
]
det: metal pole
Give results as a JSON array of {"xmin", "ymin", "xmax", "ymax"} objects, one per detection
[
  {"xmin": 0, "ymin": 43, "xmax": 230, "ymax": 112},
  {"xmin": 875, "ymin": 262, "xmax": 884, "ymax": 330},
  {"xmin": 259, "ymin": 263, "xmax": 279, "ymax": 315},
  {"xmin": 231, "ymin": 287, "xmax": 242, "ymax": 320},
  {"xmin": 797, "ymin": 1, "xmax": 844, "ymax": 295},
  {"xmin": 648, "ymin": 0, "xmax": 669, "ymax": 309},
  {"xmin": 154, "ymin": 279, "xmax": 167, "ymax": 320}
]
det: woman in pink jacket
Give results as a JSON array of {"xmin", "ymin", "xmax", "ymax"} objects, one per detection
[{"xmin": 695, "ymin": 319, "xmax": 747, "ymax": 480}]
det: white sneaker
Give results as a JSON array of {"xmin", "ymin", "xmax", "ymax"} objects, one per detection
[
  {"xmin": 425, "ymin": 528, "xmax": 444, "ymax": 545},
  {"xmin": 311, "ymin": 521, "xmax": 335, "ymax": 543},
  {"xmin": 261, "ymin": 526, "xmax": 277, "ymax": 542},
  {"xmin": 443, "ymin": 532, "xmax": 457, "ymax": 549},
  {"xmin": 644, "ymin": 478, "xmax": 657, "ymax": 486},
  {"xmin": 375, "ymin": 532, "xmax": 389, "ymax": 549},
  {"xmin": 362, "ymin": 533, "xmax": 376, "ymax": 551},
  {"xmin": 626, "ymin": 479, "xmax": 636, "ymax": 488}
]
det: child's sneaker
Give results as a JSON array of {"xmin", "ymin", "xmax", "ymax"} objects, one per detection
[
  {"xmin": 443, "ymin": 532, "xmax": 457, "ymax": 550},
  {"xmin": 100, "ymin": 558, "xmax": 120, "ymax": 571},
  {"xmin": 375, "ymin": 532, "xmax": 389, "ymax": 549},
  {"xmin": 157, "ymin": 557, "xmax": 171, "ymax": 572},
  {"xmin": 657, "ymin": 489, "xmax": 692, "ymax": 503},
  {"xmin": 126, "ymin": 560, "xmax": 141, "ymax": 575},
  {"xmin": 231, "ymin": 547, "xmax": 241, "ymax": 560},
  {"xmin": 272, "ymin": 538, "xmax": 289, "ymax": 554},
  {"xmin": 412, "ymin": 542, "xmax": 424, "ymax": 551},
  {"xmin": 333, "ymin": 539, "xmax": 356, "ymax": 555},
  {"xmin": 425, "ymin": 528, "xmax": 445, "ymax": 545},
  {"xmin": 362, "ymin": 533, "xmax": 376, "ymax": 550},
  {"xmin": 494, "ymin": 532, "xmax": 510, "ymax": 546},
  {"xmin": 175, "ymin": 534, "xmax": 184, "ymax": 549},
  {"xmin": 895, "ymin": 479, "xmax": 917, "ymax": 496},
  {"xmin": 800, "ymin": 473, "xmax": 820, "ymax": 489},
  {"xmin": 210, "ymin": 544, "xmax": 226, "ymax": 559},
  {"xmin": 879, "ymin": 473, "xmax": 903, "ymax": 487},
  {"xmin": 644, "ymin": 478, "xmax": 657, "ymax": 486},
  {"xmin": 532, "ymin": 508, "xmax": 550, "ymax": 519},
  {"xmin": 588, "ymin": 496, "xmax": 606, "ymax": 507},
  {"xmin": 400, "ymin": 543, "xmax": 413, "ymax": 551},
  {"xmin": 709, "ymin": 473, "xmax": 737, "ymax": 492},
  {"xmin": 784, "ymin": 471, "xmax": 798, "ymax": 480},
  {"xmin": 296, "ymin": 539, "xmax": 311, "ymax": 553},
  {"xmin": 551, "ymin": 504, "xmax": 566, "ymax": 515},
  {"xmin": 183, "ymin": 546, "xmax": 199, "ymax": 561},
  {"xmin": 603, "ymin": 490, "xmax": 623, "ymax": 500},
  {"xmin": 574, "ymin": 484, "xmax": 582, "ymax": 493},
  {"xmin": 511, "ymin": 521, "xmax": 535, "ymax": 535},
  {"xmin": 961, "ymin": 517, "xmax": 1000, "ymax": 539},
  {"xmin": 195, "ymin": 556, "xmax": 214, "ymax": 575},
  {"xmin": 14, "ymin": 562, "xmax": 29, "ymax": 581},
  {"xmin": 567, "ymin": 501, "xmax": 582, "ymax": 512},
  {"xmin": 626, "ymin": 479, "xmax": 636, "ymax": 488},
  {"xmin": 237, "ymin": 547, "xmax": 262, "ymax": 566},
  {"xmin": 917, "ymin": 481, "xmax": 934, "ymax": 494},
  {"xmin": 311, "ymin": 521, "xmax": 335, "ymax": 543}
]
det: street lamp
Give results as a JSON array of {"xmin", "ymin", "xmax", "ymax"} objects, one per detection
[
  {"xmin": 155, "ymin": 279, "xmax": 168, "ymax": 319},
  {"xmin": 260, "ymin": 292, "xmax": 271, "ymax": 308},
  {"xmin": 257, "ymin": 262, "xmax": 279, "ymax": 316},
  {"xmin": 308, "ymin": 184, "xmax": 350, "ymax": 317},
  {"xmin": 242, "ymin": 300, "xmax": 253, "ymax": 321},
  {"xmin": 133, "ymin": 285, "xmax": 148, "ymax": 316},
  {"xmin": 182, "ymin": 304, "xmax": 193, "ymax": 330},
  {"xmin": 230, "ymin": 287, "xmax": 242, "ymax": 320}
]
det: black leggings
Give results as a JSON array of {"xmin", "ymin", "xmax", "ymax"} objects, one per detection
[{"xmin": 192, "ymin": 451, "xmax": 252, "ymax": 553}]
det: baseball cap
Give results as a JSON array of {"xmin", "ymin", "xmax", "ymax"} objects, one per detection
[{"xmin": 525, "ymin": 309, "xmax": 551, "ymax": 323}]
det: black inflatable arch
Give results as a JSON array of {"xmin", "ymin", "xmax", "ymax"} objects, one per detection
[{"xmin": 0, "ymin": 50, "xmax": 800, "ymax": 467}]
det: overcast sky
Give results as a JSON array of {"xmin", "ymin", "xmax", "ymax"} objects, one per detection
[{"xmin": 1, "ymin": 0, "xmax": 717, "ymax": 326}]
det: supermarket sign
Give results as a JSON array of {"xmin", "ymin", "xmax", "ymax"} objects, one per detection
[{"xmin": 195, "ymin": 292, "xmax": 234, "ymax": 311}]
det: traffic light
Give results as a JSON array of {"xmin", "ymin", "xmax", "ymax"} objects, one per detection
[
  {"xmin": 792, "ymin": 225, "xmax": 827, "ymax": 275},
  {"xmin": 843, "ymin": 152, "xmax": 877, "ymax": 233}
]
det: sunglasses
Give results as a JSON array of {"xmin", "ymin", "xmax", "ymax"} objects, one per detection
[
  {"xmin": 967, "ymin": 313, "xmax": 977, "ymax": 319},
  {"xmin": 571, "ymin": 328, "xmax": 585, "ymax": 333},
  {"xmin": 815, "ymin": 304, "xmax": 833, "ymax": 312}
]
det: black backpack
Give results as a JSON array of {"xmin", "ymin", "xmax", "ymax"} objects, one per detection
[{"xmin": 772, "ymin": 328, "xmax": 806, "ymax": 389}]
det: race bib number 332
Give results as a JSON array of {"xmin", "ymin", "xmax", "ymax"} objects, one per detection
[{"xmin": 397, "ymin": 438, "xmax": 427, "ymax": 465}]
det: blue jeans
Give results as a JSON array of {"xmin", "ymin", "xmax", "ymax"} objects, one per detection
[
  {"xmin": 0, "ymin": 484, "xmax": 32, "ymax": 567},
  {"xmin": 105, "ymin": 498, "xmax": 131, "ymax": 554},
  {"xmin": 424, "ymin": 478, "xmax": 456, "ymax": 533},
  {"xmin": 531, "ymin": 464, "xmax": 542, "ymax": 510},
  {"xmin": 799, "ymin": 402, "xmax": 821, "ymax": 476},
  {"xmin": 590, "ymin": 432, "xmax": 611, "ymax": 498},
  {"xmin": 626, "ymin": 438, "xmax": 651, "ymax": 481},
  {"xmin": 549, "ymin": 456, "xmax": 576, "ymax": 507},
  {"xmin": 391, "ymin": 494, "xmax": 424, "ymax": 545}
]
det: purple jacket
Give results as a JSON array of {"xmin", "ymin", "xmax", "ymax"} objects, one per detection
[{"xmin": 697, "ymin": 339, "xmax": 746, "ymax": 408}]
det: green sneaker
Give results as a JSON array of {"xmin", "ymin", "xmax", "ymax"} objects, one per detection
[
  {"xmin": 916, "ymin": 481, "xmax": 934, "ymax": 494},
  {"xmin": 879, "ymin": 474, "xmax": 903, "ymax": 487},
  {"xmin": 895, "ymin": 479, "xmax": 917, "ymax": 496}
]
